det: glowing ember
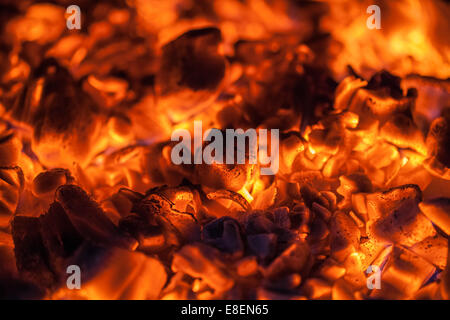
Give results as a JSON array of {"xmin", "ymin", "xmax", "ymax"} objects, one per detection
[{"xmin": 0, "ymin": 0, "xmax": 448, "ymax": 300}]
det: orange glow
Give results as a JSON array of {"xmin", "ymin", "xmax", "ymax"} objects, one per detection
[{"xmin": 0, "ymin": 0, "xmax": 448, "ymax": 302}]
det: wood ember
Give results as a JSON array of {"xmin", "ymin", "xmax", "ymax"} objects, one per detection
[
  {"xmin": 365, "ymin": 184, "xmax": 436, "ymax": 246},
  {"xmin": 410, "ymin": 235, "xmax": 448, "ymax": 269},
  {"xmin": 0, "ymin": 132, "xmax": 22, "ymax": 166},
  {"xmin": 248, "ymin": 233, "xmax": 278, "ymax": 261},
  {"xmin": 419, "ymin": 198, "xmax": 450, "ymax": 235},
  {"xmin": 202, "ymin": 216, "xmax": 244, "ymax": 258},
  {"xmin": 301, "ymin": 278, "xmax": 332, "ymax": 299},
  {"xmin": 39, "ymin": 202, "xmax": 84, "ymax": 268},
  {"xmin": 0, "ymin": 0, "xmax": 448, "ymax": 301},
  {"xmin": 5, "ymin": 4, "xmax": 65, "ymax": 45},
  {"xmin": 0, "ymin": 166, "xmax": 24, "ymax": 228},
  {"xmin": 193, "ymin": 131, "xmax": 259, "ymax": 192},
  {"xmin": 119, "ymin": 214, "xmax": 167, "ymax": 253},
  {"xmin": 172, "ymin": 243, "xmax": 235, "ymax": 295},
  {"xmin": 380, "ymin": 113, "xmax": 427, "ymax": 155},
  {"xmin": 156, "ymin": 27, "xmax": 226, "ymax": 123},
  {"xmin": 371, "ymin": 246, "xmax": 436, "ymax": 299},
  {"xmin": 32, "ymin": 168, "xmax": 73, "ymax": 197},
  {"xmin": 330, "ymin": 211, "xmax": 361, "ymax": 262},
  {"xmin": 133, "ymin": 190, "xmax": 201, "ymax": 244},
  {"xmin": 263, "ymin": 241, "xmax": 312, "ymax": 280},
  {"xmin": 55, "ymin": 184, "xmax": 137, "ymax": 249},
  {"xmin": 0, "ymin": 230, "xmax": 44, "ymax": 299},
  {"xmin": 9, "ymin": 59, "xmax": 106, "ymax": 168},
  {"xmin": 401, "ymin": 75, "xmax": 450, "ymax": 133},
  {"xmin": 11, "ymin": 200, "xmax": 85, "ymax": 290},
  {"xmin": 54, "ymin": 243, "xmax": 167, "ymax": 300},
  {"xmin": 425, "ymin": 113, "xmax": 450, "ymax": 179},
  {"xmin": 442, "ymin": 241, "xmax": 450, "ymax": 299},
  {"xmin": 11, "ymin": 216, "xmax": 57, "ymax": 289}
]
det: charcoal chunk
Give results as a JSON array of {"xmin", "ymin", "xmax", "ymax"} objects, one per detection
[
  {"xmin": 264, "ymin": 241, "xmax": 311, "ymax": 280},
  {"xmin": 172, "ymin": 243, "xmax": 234, "ymax": 293},
  {"xmin": 380, "ymin": 113, "xmax": 426, "ymax": 155},
  {"xmin": 154, "ymin": 27, "xmax": 227, "ymax": 123},
  {"xmin": 427, "ymin": 114, "xmax": 450, "ymax": 168},
  {"xmin": 273, "ymin": 207, "xmax": 291, "ymax": 229},
  {"xmin": 11, "ymin": 216, "xmax": 56, "ymax": 289},
  {"xmin": 158, "ymin": 27, "xmax": 225, "ymax": 94},
  {"xmin": 366, "ymin": 185, "xmax": 436, "ymax": 246},
  {"xmin": 410, "ymin": 235, "xmax": 448, "ymax": 269},
  {"xmin": 39, "ymin": 202, "xmax": 84, "ymax": 269},
  {"xmin": 366, "ymin": 70, "xmax": 403, "ymax": 99},
  {"xmin": 371, "ymin": 246, "xmax": 435, "ymax": 299},
  {"xmin": 202, "ymin": 217, "xmax": 244, "ymax": 257},
  {"xmin": 15, "ymin": 59, "xmax": 105, "ymax": 168},
  {"xmin": 300, "ymin": 185, "xmax": 329, "ymax": 209},
  {"xmin": 0, "ymin": 132, "xmax": 22, "ymax": 166},
  {"xmin": 56, "ymin": 184, "xmax": 136, "ymax": 249},
  {"xmin": 0, "ymin": 275, "xmax": 45, "ymax": 299},
  {"xmin": 243, "ymin": 212, "xmax": 275, "ymax": 235},
  {"xmin": 263, "ymin": 273, "xmax": 302, "ymax": 292},
  {"xmin": 0, "ymin": 231, "xmax": 44, "ymax": 299},
  {"xmin": 247, "ymin": 233, "xmax": 277, "ymax": 261},
  {"xmin": 0, "ymin": 166, "xmax": 24, "ymax": 228},
  {"xmin": 62, "ymin": 243, "xmax": 167, "ymax": 299},
  {"xmin": 330, "ymin": 211, "xmax": 360, "ymax": 262},
  {"xmin": 136, "ymin": 192, "xmax": 201, "ymax": 244},
  {"xmin": 419, "ymin": 198, "xmax": 450, "ymax": 235},
  {"xmin": 32, "ymin": 168, "xmax": 73, "ymax": 197},
  {"xmin": 119, "ymin": 214, "xmax": 166, "ymax": 253}
]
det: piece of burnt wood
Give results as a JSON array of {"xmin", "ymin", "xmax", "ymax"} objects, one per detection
[
  {"xmin": 32, "ymin": 168, "xmax": 73, "ymax": 197},
  {"xmin": 419, "ymin": 198, "xmax": 450, "ymax": 235},
  {"xmin": 39, "ymin": 202, "xmax": 84, "ymax": 272},
  {"xmin": 0, "ymin": 132, "xmax": 22, "ymax": 167},
  {"xmin": 12, "ymin": 59, "xmax": 104, "ymax": 168},
  {"xmin": 366, "ymin": 184, "xmax": 436, "ymax": 246},
  {"xmin": 56, "ymin": 184, "xmax": 137, "ymax": 249},
  {"xmin": 247, "ymin": 233, "xmax": 277, "ymax": 262},
  {"xmin": 330, "ymin": 211, "xmax": 361, "ymax": 262},
  {"xmin": 172, "ymin": 243, "xmax": 234, "ymax": 294},
  {"xmin": 0, "ymin": 166, "xmax": 24, "ymax": 229},
  {"xmin": 63, "ymin": 242, "xmax": 167, "ymax": 299},
  {"xmin": 11, "ymin": 201, "xmax": 84, "ymax": 291},
  {"xmin": 273, "ymin": 207, "xmax": 291, "ymax": 229},
  {"xmin": 11, "ymin": 216, "xmax": 56, "ymax": 289},
  {"xmin": 202, "ymin": 217, "xmax": 244, "ymax": 258},
  {"xmin": 264, "ymin": 241, "xmax": 312, "ymax": 280},
  {"xmin": 0, "ymin": 230, "xmax": 44, "ymax": 299},
  {"xmin": 133, "ymin": 191, "xmax": 201, "ymax": 245},
  {"xmin": 300, "ymin": 185, "xmax": 329, "ymax": 209},
  {"xmin": 157, "ymin": 27, "xmax": 225, "ymax": 94},
  {"xmin": 426, "ymin": 113, "xmax": 450, "ymax": 169},
  {"xmin": 243, "ymin": 212, "xmax": 275, "ymax": 235},
  {"xmin": 155, "ymin": 27, "xmax": 226, "ymax": 123},
  {"xmin": 118, "ymin": 214, "xmax": 167, "ymax": 253}
]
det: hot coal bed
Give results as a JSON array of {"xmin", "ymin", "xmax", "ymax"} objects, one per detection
[{"xmin": 0, "ymin": 0, "xmax": 449, "ymax": 300}]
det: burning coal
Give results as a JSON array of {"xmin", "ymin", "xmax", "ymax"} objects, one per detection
[
  {"xmin": 0, "ymin": 0, "xmax": 449, "ymax": 300},
  {"xmin": 170, "ymin": 121, "xmax": 280, "ymax": 175}
]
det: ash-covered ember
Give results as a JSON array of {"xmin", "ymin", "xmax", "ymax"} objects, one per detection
[{"xmin": 0, "ymin": 0, "xmax": 449, "ymax": 300}]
